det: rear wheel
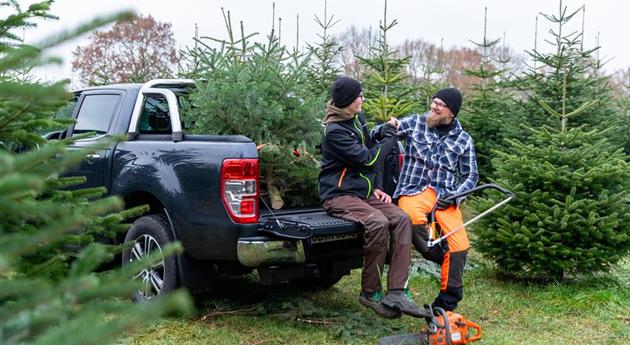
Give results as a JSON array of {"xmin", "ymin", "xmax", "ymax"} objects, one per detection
[{"xmin": 122, "ymin": 215, "xmax": 178, "ymax": 301}]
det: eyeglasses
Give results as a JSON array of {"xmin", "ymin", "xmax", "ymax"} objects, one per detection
[
  {"xmin": 431, "ymin": 99, "xmax": 448, "ymax": 109},
  {"xmin": 359, "ymin": 93, "xmax": 365, "ymax": 100}
]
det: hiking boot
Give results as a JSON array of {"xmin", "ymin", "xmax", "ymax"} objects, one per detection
[
  {"xmin": 359, "ymin": 291, "xmax": 402, "ymax": 319},
  {"xmin": 382, "ymin": 289, "xmax": 433, "ymax": 318}
]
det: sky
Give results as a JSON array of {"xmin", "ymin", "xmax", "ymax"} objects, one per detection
[{"xmin": 19, "ymin": 0, "xmax": 630, "ymax": 87}]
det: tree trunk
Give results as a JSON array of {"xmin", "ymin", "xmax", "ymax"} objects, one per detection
[{"xmin": 265, "ymin": 168, "xmax": 284, "ymax": 209}]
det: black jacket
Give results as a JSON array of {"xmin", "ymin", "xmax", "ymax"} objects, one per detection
[{"xmin": 319, "ymin": 109, "xmax": 395, "ymax": 202}]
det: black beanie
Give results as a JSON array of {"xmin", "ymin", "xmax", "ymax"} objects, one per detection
[
  {"xmin": 331, "ymin": 76, "xmax": 362, "ymax": 108},
  {"xmin": 433, "ymin": 87, "xmax": 463, "ymax": 116}
]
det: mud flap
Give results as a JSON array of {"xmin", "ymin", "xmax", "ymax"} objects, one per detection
[{"xmin": 380, "ymin": 333, "xmax": 428, "ymax": 345}]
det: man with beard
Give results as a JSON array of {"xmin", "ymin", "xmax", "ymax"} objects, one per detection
[
  {"xmin": 319, "ymin": 76, "xmax": 430, "ymax": 319},
  {"xmin": 383, "ymin": 87, "xmax": 478, "ymax": 312}
]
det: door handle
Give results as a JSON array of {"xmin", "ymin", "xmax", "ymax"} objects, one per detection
[{"xmin": 86, "ymin": 153, "xmax": 101, "ymax": 164}]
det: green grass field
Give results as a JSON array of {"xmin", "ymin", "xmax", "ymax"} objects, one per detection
[{"xmin": 124, "ymin": 255, "xmax": 629, "ymax": 345}]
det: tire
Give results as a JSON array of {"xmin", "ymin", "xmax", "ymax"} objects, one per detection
[{"xmin": 122, "ymin": 214, "xmax": 178, "ymax": 301}]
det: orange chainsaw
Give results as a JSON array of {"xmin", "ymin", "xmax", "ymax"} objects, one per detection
[
  {"xmin": 380, "ymin": 307, "xmax": 482, "ymax": 345},
  {"xmin": 428, "ymin": 307, "xmax": 482, "ymax": 345}
]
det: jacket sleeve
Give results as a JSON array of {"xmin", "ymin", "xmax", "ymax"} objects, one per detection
[
  {"xmin": 324, "ymin": 126, "xmax": 395, "ymax": 171},
  {"xmin": 455, "ymin": 137, "xmax": 479, "ymax": 195}
]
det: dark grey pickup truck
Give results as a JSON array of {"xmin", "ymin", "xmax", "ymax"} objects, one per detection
[{"xmin": 48, "ymin": 79, "xmax": 400, "ymax": 300}]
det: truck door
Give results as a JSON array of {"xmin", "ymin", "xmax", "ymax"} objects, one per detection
[{"xmin": 64, "ymin": 91, "xmax": 123, "ymax": 190}]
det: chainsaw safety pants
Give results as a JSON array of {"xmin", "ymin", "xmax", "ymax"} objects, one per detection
[
  {"xmin": 398, "ymin": 187, "xmax": 469, "ymax": 311},
  {"xmin": 323, "ymin": 194, "xmax": 412, "ymax": 293}
]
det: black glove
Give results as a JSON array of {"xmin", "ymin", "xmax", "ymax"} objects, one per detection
[
  {"xmin": 378, "ymin": 122, "xmax": 397, "ymax": 139},
  {"xmin": 436, "ymin": 197, "xmax": 457, "ymax": 210}
]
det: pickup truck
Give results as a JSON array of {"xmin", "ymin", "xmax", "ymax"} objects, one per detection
[{"xmin": 49, "ymin": 79, "xmax": 401, "ymax": 300}]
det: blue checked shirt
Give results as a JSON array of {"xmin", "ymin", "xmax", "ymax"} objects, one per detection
[{"xmin": 388, "ymin": 112, "xmax": 479, "ymax": 199}]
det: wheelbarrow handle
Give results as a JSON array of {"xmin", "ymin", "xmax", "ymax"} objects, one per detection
[{"xmin": 442, "ymin": 183, "xmax": 515, "ymax": 201}]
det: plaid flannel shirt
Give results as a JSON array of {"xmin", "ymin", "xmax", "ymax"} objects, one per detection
[{"xmin": 389, "ymin": 112, "xmax": 479, "ymax": 200}]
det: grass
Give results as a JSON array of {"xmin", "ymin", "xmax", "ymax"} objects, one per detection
[{"xmin": 122, "ymin": 254, "xmax": 630, "ymax": 345}]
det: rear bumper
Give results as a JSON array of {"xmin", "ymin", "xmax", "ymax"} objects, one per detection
[{"xmin": 237, "ymin": 236, "xmax": 305, "ymax": 268}]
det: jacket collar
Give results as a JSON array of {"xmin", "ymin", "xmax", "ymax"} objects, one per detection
[{"xmin": 322, "ymin": 101, "xmax": 355, "ymax": 124}]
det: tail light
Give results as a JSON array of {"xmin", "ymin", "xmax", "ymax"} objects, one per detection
[
  {"xmin": 221, "ymin": 158, "xmax": 259, "ymax": 224},
  {"xmin": 399, "ymin": 153, "xmax": 404, "ymax": 170}
]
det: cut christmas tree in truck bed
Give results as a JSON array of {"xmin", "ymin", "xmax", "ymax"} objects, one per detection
[{"xmin": 46, "ymin": 79, "xmax": 406, "ymax": 300}]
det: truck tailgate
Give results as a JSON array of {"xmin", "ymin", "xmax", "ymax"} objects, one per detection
[{"xmin": 259, "ymin": 208, "xmax": 363, "ymax": 262}]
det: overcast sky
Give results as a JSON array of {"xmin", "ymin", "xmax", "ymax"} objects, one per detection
[{"xmin": 22, "ymin": 0, "xmax": 630, "ymax": 86}]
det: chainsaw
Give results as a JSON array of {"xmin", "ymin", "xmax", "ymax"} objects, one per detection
[{"xmin": 380, "ymin": 307, "xmax": 482, "ymax": 345}]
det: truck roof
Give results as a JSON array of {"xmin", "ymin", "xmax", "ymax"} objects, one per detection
[
  {"xmin": 72, "ymin": 79, "xmax": 196, "ymax": 94},
  {"xmin": 73, "ymin": 83, "xmax": 142, "ymax": 93}
]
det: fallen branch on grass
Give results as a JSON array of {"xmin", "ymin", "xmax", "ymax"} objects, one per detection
[
  {"xmin": 296, "ymin": 317, "xmax": 342, "ymax": 326},
  {"xmin": 198, "ymin": 306, "xmax": 258, "ymax": 321}
]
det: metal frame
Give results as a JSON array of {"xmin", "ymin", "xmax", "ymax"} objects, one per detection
[
  {"xmin": 127, "ymin": 79, "xmax": 195, "ymax": 142},
  {"xmin": 427, "ymin": 184, "xmax": 515, "ymax": 248}
]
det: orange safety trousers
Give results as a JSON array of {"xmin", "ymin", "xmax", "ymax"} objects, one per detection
[
  {"xmin": 398, "ymin": 187, "xmax": 469, "ymax": 311},
  {"xmin": 397, "ymin": 188, "xmax": 469, "ymax": 252}
]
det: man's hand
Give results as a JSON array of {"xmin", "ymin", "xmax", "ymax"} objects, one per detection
[
  {"xmin": 373, "ymin": 189, "xmax": 392, "ymax": 203},
  {"xmin": 379, "ymin": 122, "xmax": 397, "ymax": 138},
  {"xmin": 387, "ymin": 117, "xmax": 400, "ymax": 129},
  {"xmin": 436, "ymin": 197, "xmax": 457, "ymax": 209}
]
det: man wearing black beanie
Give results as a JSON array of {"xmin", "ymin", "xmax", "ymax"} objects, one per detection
[
  {"xmin": 319, "ymin": 76, "xmax": 431, "ymax": 319},
  {"xmin": 374, "ymin": 86, "xmax": 478, "ymax": 313}
]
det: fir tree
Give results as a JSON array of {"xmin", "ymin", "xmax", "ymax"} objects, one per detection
[
  {"xmin": 356, "ymin": 0, "xmax": 419, "ymax": 122},
  {"xmin": 305, "ymin": 0, "xmax": 342, "ymax": 98},
  {"xmin": 460, "ymin": 7, "xmax": 520, "ymax": 180},
  {"xmin": 472, "ymin": 1, "xmax": 630, "ymax": 281},
  {"xmin": 182, "ymin": 8, "xmax": 322, "ymax": 209},
  {"xmin": 511, "ymin": 1, "xmax": 618, "ymax": 142},
  {"xmin": 1, "ymin": 3, "xmax": 192, "ymax": 344},
  {"xmin": 0, "ymin": 1, "xmax": 72, "ymax": 151}
]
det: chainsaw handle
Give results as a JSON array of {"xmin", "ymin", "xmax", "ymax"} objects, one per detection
[{"xmin": 465, "ymin": 319, "xmax": 483, "ymax": 342}]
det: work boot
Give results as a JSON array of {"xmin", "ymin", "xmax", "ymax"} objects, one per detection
[
  {"xmin": 382, "ymin": 289, "xmax": 433, "ymax": 318},
  {"xmin": 359, "ymin": 290, "xmax": 402, "ymax": 319}
]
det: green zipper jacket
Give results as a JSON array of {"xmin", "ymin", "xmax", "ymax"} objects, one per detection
[{"xmin": 319, "ymin": 106, "xmax": 395, "ymax": 202}]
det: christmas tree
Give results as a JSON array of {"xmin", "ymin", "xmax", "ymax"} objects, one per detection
[
  {"xmin": 0, "ymin": 2, "xmax": 191, "ymax": 344},
  {"xmin": 460, "ymin": 7, "xmax": 520, "ymax": 180},
  {"xmin": 472, "ymin": 1, "xmax": 630, "ymax": 281},
  {"xmin": 305, "ymin": 0, "xmax": 343, "ymax": 98},
  {"xmin": 182, "ymin": 8, "xmax": 322, "ymax": 209},
  {"xmin": 357, "ymin": 0, "xmax": 419, "ymax": 122}
]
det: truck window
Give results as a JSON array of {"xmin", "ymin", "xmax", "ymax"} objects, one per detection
[
  {"xmin": 139, "ymin": 96, "xmax": 172, "ymax": 134},
  {"xmin": 73, "ymin": 94, "xmax": 121, "ymax": 135}
]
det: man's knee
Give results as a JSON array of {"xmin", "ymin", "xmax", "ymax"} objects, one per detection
[
  {"xmin": 389, "ymin": 210, "xmax": 412, "ymax": 244},
  {"xmin": 364, "ymin": 213, "xmax": 389, "ymax": 249},
  {"xmin": 389, "ymin": 209, "xmax": 411, "ymax": 228}
]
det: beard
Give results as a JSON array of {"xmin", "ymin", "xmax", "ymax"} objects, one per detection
[{"xmin": 427, "ymin": 112, "xmax": 453, "ymax": 128}]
